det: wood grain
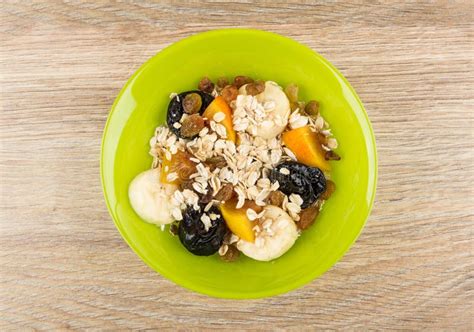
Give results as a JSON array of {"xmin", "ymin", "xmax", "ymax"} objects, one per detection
[{"xmin": 1, "ymin": 1, "xmax": 473, "ymax": 330}]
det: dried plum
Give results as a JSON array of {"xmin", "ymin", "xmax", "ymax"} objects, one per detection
[
  {"xmin": 167, "ymin": 90, "xmax": 213, "ymax": 138},
  {"xmin": 178, "ymin": 205, "xmax": 227, "ymax": 256},
  {"xmin": 269, "ymin": 161, "xmax": 326, "ymax": 208}
]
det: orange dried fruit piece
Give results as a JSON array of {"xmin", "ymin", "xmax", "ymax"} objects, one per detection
[
  {"xmin": 219, "ymin": 199, "xmax": 262, "ymax": 243},
  {"xmin": 160, "ymin": 150, "xmax": 197, "ymax": 185},
  {"xmin": 203, "ymin": 96, "xmax": 236, "ymax": 143},
  {"xmin": 282, "ymin": 125, "xmax": 331, "ymax": 171}
]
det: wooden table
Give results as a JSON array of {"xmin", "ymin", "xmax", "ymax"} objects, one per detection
[{"xmin": 1, "ymin": 2, "xmax": 473, "ymax": 330}]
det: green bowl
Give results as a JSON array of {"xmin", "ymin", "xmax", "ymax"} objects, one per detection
[{"xmin": 101, "ymin": 29, "xmax": 377, "ymax": 299}]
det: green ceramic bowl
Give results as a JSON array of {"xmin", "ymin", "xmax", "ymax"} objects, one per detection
[{"xmin": 101, "ymin": 29, "xmax": 377, "ymax": 299}]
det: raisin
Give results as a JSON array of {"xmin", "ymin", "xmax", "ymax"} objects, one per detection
[
  {"xmin": 296, "ymin": 202, "xmax": 320, "ymax": 230},
  {"xmin": 180, "ymin": 114, "xmax": 205, "ymax": 138},
  {"xmin": 179, "ymin": 180, "xmax": 195, "ymax": 191},
  {"xmin": 221, "ymin": 245, "xmax": 240, "ymax": 262},
  {"xmin": 183, "ymin": 93, "xmax": 202, "ymax": 114},
  {"xmin": 205, "ymin": 155, "xmax": 227, "ymax": 171},
  {"xmin": 284, "ymin": 83, "xmax": 299, "ymax": 103},
  {"xmin": 216, "ymin": 77, "xmax": 229, "ymax": 89},
  {"xmin": 200, "ymin": 189, "xmax": 214, "ymax": 204},
  {"xmin": 234, "ymin": 75, "xmax": 254, "ymax": 88},
  {"xmin": 220, "ymin": 85, "xmax": 238, "ymax": 104},
  {"xmin": 320, "ymin": 180, "xmax": 336, "ymax": 200},
  {"xmin": 305, "ymin": 100, "xmax": 319, "ymax": 116},
  {"xmin": 198, "ymin": 77, "xmax": 214, "ymax": 93},
  {"xmin": 325, "ymin": 150, "xmax": 341, "ymax": 161},
  {"xmin": 267, "ymin": 190, "xmax": 285, "ymax": 206},
  {"xmin": 214, "ymin": 184, "xmax": 234, "ymax": 201},
  {"xmin": 245, "ymin": 80, "xmax": 265, "ymax": 96}
]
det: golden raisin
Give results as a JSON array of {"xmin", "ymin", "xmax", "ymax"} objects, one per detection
[
  {"xmin": 284, "ymin": 83, "xmax": 299, "ymax": 103},
  {"xmin": 214, "ymin": 184, "xmax": 235, "ymax": 201},
  {"xmin": 183, "ymin": 93, "xmax": 202, "ymax": 114},
  {"xmin": 205, "ymin": 155, "xmax": 227, "ymax": 171},
  {"xmin": 320, "ymin": 180, "xmax": 336, "ymax": 200},
  {"xmin": 180, "ymin": 114, "xmax": 205, "ymax": 138},
  {"xmin": 234, "ymin": 75, "xmax": 254, "ymax": 88},
  {"xmin": 221, "ymin": 245, "xmax": 240, "ymax": 262},
  {"xmin": 245, "ymin": 80, "xmax": 265, "ymax": 96},
  {"xmin": 198, "ymin": 77, "xmax": 214, "ymax": 93},
  {"xmin": 267, "ymin": 190, "xmax": 286, "ymax": 206},
  {"xmin": 305, "ymin": 100, "xmax": 320, "ymax": 116},
  {"xmin": 220, "ymin": 85, "xmax": 238, "ymax": 104},
  {"xmin": 297, "ymin": 202, "xmax": 320, "ymax": 230}
]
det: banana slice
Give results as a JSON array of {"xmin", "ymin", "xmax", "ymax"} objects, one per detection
[
  {"xmin": 237, "ymin": 205, "xmax": 298, "ymax": 261},
  {"xmin": 239, "ymin": 81, "xmax": 290, "ymax": 139},
  {"xmin": 128, "ymin": 168, "xmax": 178, "ymax": 225}
]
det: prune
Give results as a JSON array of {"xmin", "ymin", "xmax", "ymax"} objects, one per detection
[
  {"xmin": 269, "ymin": 161, "xmax": 326, "ymax": 208},
  {"xmin": 178, "ymin": 205, "xmax": 227, "ymax": 256},
  {"xmin": 167, "ymin": 90, "xmax": 213, "ymax": 138}
]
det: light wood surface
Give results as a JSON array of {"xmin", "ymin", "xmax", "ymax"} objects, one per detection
[{"xmin": 1, "ymin": 1, "xmax": 473, "ymax": 330}]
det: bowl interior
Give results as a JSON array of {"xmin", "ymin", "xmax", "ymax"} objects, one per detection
[{"xmin": 101, "ymin": 29, "xmax": 377, "ymax": 299}]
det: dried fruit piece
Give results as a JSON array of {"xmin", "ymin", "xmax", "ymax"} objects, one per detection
[
  {"xmin": 179, "ymin": 205, "xmax": 227, "ymax": 256},
  {"xmin": 161, "ymin": 150, "xmax": 197, "ymax": 185},
  {"xmin": 284, "ymin": 83, "xmax": 299, "ymax": 103},
  {"xmin": 183, "ymin": 93, "xmax": 202, "ymax": 114},
  {"xmin": 234, "ymin": 75, "xmax": 254, "ymax": 88},
  {"xmin": 320, "ymin": 180, "xmax": 336, "ymax": 200},
  {"xmin": 169, "ymin": 222, "xmax": 179, "ymax": 236},
  {"xmin": 296, "ymin": 202, "xmax": 320, "ymax": 230},
  {"xmin": 216, "ymin": 77, "xmax": 229, "ymax": 89},
  {"xmin": 200, "ymin": 189, "xmax": 214, "ymax": 204},
  {"xmin": 180, "ymin": 114, "xmax": 205, "ymax": 138},
  {"xmin": 198, "ymin": 77, "xmax": 214, "ymax": 93},
  {"xmin": 214, "ymin": 184, "xmax": 234, "ymax": 201},
  {"xmin": 220, "ymin": 85, "xmax": 238, "ymax": 104},
  {"xmin": 219, "ymin": 199, "xmax": 262, "ymax": 243},
  {"xmin": 205, "ymin": 155, "xmax": 227, "ymax": 171},
  {"xmin": 167, "ymin": 90, "xmax": 214, "ymax": 138},
  {"xmin": 305, "ymin": 100, "xmax": 319, "ymax": 116},
  {"xmin": 282, "ymin": 125, "xmax": 331, "ymax": 171},
  {"xmin": 267, "ymin": 190, "xmax": 286, "ymax": 206},
  {"xmin": 220, "ymin": 244, "xmax": 240, "ymax": 262},
  {"xmin": 325, "ymin": 150, "xmax": 341, "ymax": 161},
  {"xmin": 179, "ymin": 180, "xmax": 195, "ymax": 191},
  {"xmin": 269, "ymin": 161, "xmax": 326, "ymax": 209},
  {"xmin": 202, "ymin": 96, "xmax": 236, "ymax": 142},
  {"xmin": 245, "ymin": 80, "xmax": 265, "ymax": 96}
]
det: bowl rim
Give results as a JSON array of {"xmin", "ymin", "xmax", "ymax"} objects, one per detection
[{"xmin": 100, "ymin": 28, "xmax": 378, "ymax": 299}]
